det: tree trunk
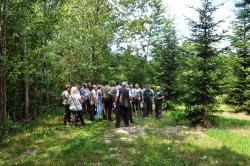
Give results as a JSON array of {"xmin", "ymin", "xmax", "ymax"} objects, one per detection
[
  {"xmin": 23, "ymin": 28, "xmax": 29, "ymax": 119},
  {"xmin": 0, "ymin": 0, "xmax": 8, "ymax": 124},
  {"xmin": 21, "ymin": 0, "xmax": 29, "ymax": 119},
  {"xmin": 24, "ymin": 77, "xmax": 29, "ymax": 119},
  {"xmin": 43, "ymin": 0, "xmax": 50, "ymax": 109},
  {"xmin": 0, "ymin": 73, "xmax": 6, "ymax": 124}
]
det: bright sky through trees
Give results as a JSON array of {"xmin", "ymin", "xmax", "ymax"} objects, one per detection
[{"xmin": 163, "ymin": 0, "xmax": 235, "ymax": 46}]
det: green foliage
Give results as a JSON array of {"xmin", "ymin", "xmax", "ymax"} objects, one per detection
[
  {"xmin": 0, "ymin": 118, "xmax": 21, "ymax": 141},
  {"xmin": 170, "ymin": 109, "xmax": 186, "ymax": 124},
  {"xmin": 182, "ymin": 0, "xmax": 226, "ymax": 127},
  {"xmin": 2, "ymin": 0, "xmax": 172, "ymax": 123},
  {"xmin": 1, "ymin": 0, "xmax": 247, "ymax": 129},
  {"xmin": 227, "ymin": 0, "xmax": 250, "ymax": 113},
  {"xmin": 153, "ymin": 19, "xmax": 179, "ymax": 100}
]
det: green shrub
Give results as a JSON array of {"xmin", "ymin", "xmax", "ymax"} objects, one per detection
[
  {"xmin": 184, "ymin": 105, "xmax": 221, "ymax": 127},
  {"xmin": 0, "ymin": 118, "xmax": 21, "ymax": 141},
  {"xmin": 162, "ymin": 100, "xmax": 175, "ymax": 110},
  {"xmin": 170, "ymin": 109, "xmax": 186, "ymax": 124}
]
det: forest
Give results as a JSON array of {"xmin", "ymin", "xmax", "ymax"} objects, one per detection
[{"xmin": 0, "ymin": 0, "xmax": 249, "ymax": 165}]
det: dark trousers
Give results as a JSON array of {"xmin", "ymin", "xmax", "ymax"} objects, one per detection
[
  {"xmin": 131, "ymin": 101, "xmax": 135, "ymax": 112},
  {"xmin": 103, "ymin": 98, "xmax": 113, "ymax": 121},
  {"xmin": 149, "ymin": 101, "xmax": 153, "ymax": 114},
  {"xmin": 128, "ymin": 105, "xmax": 134, "ymax": 123},
  {"xmin": 143, "ymin": 100, "xmax": 152, "ymax": 117},
  {"xmin": 64, "ymin": 105, "xmax": 71, "ymax": 124},
  {"xmin": 129, "ymin": 104, "xmax": 133, "ymax": 123},
  {"xmin": 134, "ymin": 99, "xmax": 141, "ymax": 114},
  {"xmin": 115, "ymin": 105, "xmax": 129, "ymax": 127},
  {"xmin": 73, "ymin": 111, "xmax": 84, "ymax": 127},
  {"xmin": 155, "ymin": 103, "xmax": 162, "ymax": 118},
  {"xmin": 89, "ymin": 105, "xmax": 96, "ymax": 121},
  {"xmin": 83, "ymin": 100, "xmax": 91, "ymax": 113}
]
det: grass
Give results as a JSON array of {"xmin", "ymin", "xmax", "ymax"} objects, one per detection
[{"xmin": 0, "ymin": 108, "xmax": 250, "ymax": 166}]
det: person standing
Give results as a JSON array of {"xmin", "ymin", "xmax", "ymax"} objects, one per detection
[
  {"xmin": 129, "ymin": 84, "xmax": 136, "ymax": 113},
  {"xmin": 134, "ymin": 84, "xmax": 142, "ymax": 114},
  {"xmin": 85, "ymin": 83, "xmax": 92, "ymax": 114},
  {"xmin": 142, "ymin": 85, "xmax": 154, "ymax": 117},
  {"xmin": 68, "ymin": 86, "xmax": 85, "ymax": 127},
  {"xmin": 89, "ymin": 84, "xmax": 97, "ymax": 121},
  {"xmin": 128, "ymin": 84, "xmax": 134, "ymax": 123},
  {"xmin": 149, "ymin": 85, "xmax": 154, "ymax": 115},
  {"xmin": 115, "ymin": 82, "xmax": 131, "ymax": 128},
  {"xmin": 109, "ymin": 82, "xmax": 121, "ymax": 114},
  {"xmin": 154, "ymin": 86, "xmax": 164, "ymax": 118},
  {"xmin": 102, "ymin": 84, "xmax": 113, "ymax": 121},
  {"xmin": 80, "ymin": 83, "xmax": 91, "ymax": 119},
  {"xmin": 62, "ymin": 85, "xmax": 71, "ymax": 126},
  {"xmin": 96, "ymin": 85, "xmax": 103, "ymax": 119},
  {"xmin": 110, "ymin": 82, "xmax": 121, "ymax": 100}
]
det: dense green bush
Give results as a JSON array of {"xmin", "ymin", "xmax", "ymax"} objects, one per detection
[
  {"xmin": 184, "ymin": 105, "xmax": 222, "ymax": 127},
  {"xmin": 0, "ymin": 118, "xmax": 21, "ymax": 141},
  {"xmin": 170, "ymin": 109, "xmax": 186, "ymax": 124}
]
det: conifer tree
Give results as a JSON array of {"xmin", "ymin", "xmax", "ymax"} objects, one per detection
[
  {"xmin": 185, "ymin": 0, "xmax": 225, "ymax": 126},
  {"xmin": 227, "ymin": 0, "xmax": 250, "ymax": 113},
  {"xmin": 154, "ymin": 20, "xmax": 178, "ymax": 101}
]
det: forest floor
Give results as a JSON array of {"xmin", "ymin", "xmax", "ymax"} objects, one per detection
[{"xmin": 0, "ymin": 107, "xmax": 250, "ymax": 166}]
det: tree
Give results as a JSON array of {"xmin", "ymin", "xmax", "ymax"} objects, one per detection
[
  {"xmin": 153, "ymin": 19, "xmax": 178, "ymax": 101},
  {"xmin": 0, "ymin": 0, "xmax": 8, "ymax": 124},
  {"xmin": 184, "ymin": 0, "xmax": 226, "ymax": 126},
  {"xmin": 227, "ymin": 0, "xmax": 250, "ymax": 113},
  {"xmin": 53, "ymin": 0, "xmax": 116, "ymax": 84},
  {"xmin": 3, "ymin": 0, "xmax": 65, "ymax": 120},
  {"xmin": 112, "ymin": 0, "xmax": 171, "ymax": 85}
]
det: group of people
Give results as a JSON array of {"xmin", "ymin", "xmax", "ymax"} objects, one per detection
[{"xmin": 62, "ymin": 82, "xmax": 164, "ymax": 128}]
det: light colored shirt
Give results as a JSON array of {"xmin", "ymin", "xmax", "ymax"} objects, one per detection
[
  {"xmin": 80, "ymin": 87, "xmax": 90, "ymax": 100},
  {"xmin": 109, "ymin": 86, "xmax": 117, "ymax": 96},
  {"xmin": 129, "ymin": 88, "xmax": 136, "ymax": 97},
  {"xmin": 90, "ymin": 89, "xmax": 97, "ymax": 105},
  {"xmin": 102, "ymin": 85, "xmax": 111, "ymax": 99},
  {"xmin": 62, "ymin": 90, "xmax": 69, "ymax": 105},
  {"xmin": 68, "ymin": 94, "xmax": 82, "ymax": 111},
  {"xmin": 134, "ymin": 88, "xmax": 142, "ymax": 99},
  {"xmin": 116, "ymin": 85, "xmax": 121, "ymax": 90}
]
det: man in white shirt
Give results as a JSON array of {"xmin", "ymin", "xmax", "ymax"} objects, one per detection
[
  {"xmin": 134, "ymin": 84, "xmax": 142, "ymax": 114},
  {"xmin": 89, "ymin": 84, "xmax": 97, "ymax": 121},
  {"xmin": 62, "ymin": 85, "xmax": 71, "ymax": 125}
]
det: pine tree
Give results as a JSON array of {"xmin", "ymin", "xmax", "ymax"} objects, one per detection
[
  {"xmin": 227, "ymin": 0, "xmax": 250, "ymax": 113},
  {"xmin": 154, "ymin": 20, "xmax": 178, "ymax": 101},
  {"xmin": 185, "ymin": 0, "xmax": 225, "ymax": 126}
]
